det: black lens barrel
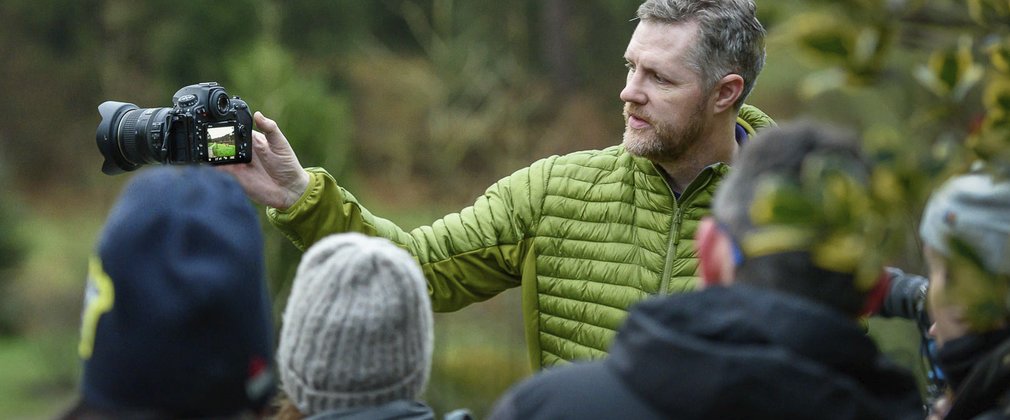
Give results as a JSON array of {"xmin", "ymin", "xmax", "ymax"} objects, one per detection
[
  {"xmin": 96, "ymin": 102, "xmax": 172, "ymax": 175},
  {"xmin": 119, "ymin": 107, "xmax": 172, "ymax": 166}
]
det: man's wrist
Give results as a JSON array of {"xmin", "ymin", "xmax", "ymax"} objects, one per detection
[{"xmin": 283, "ymin": 169, "xmax": 311, "ymax": 209}]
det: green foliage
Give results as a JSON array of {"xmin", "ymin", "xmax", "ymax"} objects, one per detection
[
  {"xmin": 744, "ymin": 155, "xmax": 887, "ymax": 289},
  {"xmin": 793, "ymin": 13, "xmax": 857, "ymax": 62},
  {"xmin": 348, "ymin": 0, "xmax": 583, "ymax": 201},
  {"xmin": 98, "ymin": 0, "xmax": 260, "ymax": 85},
  {"xmin": 0, "ymin": 0, "xmax": 101, "ymax": 54},
  {"xmin": 0, "ymin": 221, "xmax": 21, "ymax": 271},
  {"xmin": 778, "ymin": 0, "xmax": 1010, "ymax": 268},
  {"xmin": 968, "ymin": 0, "xmax": 1010, "ymax": 27},
  {"xmin": 209, "ymin": 143, "xmax": 235, "ymax": 158},
  {"xmin": 0, "ymin": 190, "xmax": 23, "ymax": 271},
  {"xmin": 0, "ymin": 334, "xmax": 79, "ymax": 418},
  {"xmin": 229, "ymin": 40, "xmax": 352, "ymax": 174},
  {"xmin": 914, "ymin": 36, "xmax": 984, "ymax": 101},
  {"xmin": 788, "ymin": 7, "xmax": 894, "ymax": 92},
  {"xmin": 0, "ymin": 154, "xmax": 26, "ymax": 336},
  {"xmin": 279, "ymin": 0, "xmax": 414, "ymax": 58}
]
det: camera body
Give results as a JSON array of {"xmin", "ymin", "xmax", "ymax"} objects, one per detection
[
  {"xmin": 96, "ymin": 82, "xmax": 253, "ymax": 175},
  {"xmin": 879, "ymin": 266, "xmax": 930, "ymax": 329}
]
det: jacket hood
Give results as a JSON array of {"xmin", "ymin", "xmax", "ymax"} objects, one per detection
[{"xmin": 606, "ymin": 284, "xmax": 922, "ymax": 420}]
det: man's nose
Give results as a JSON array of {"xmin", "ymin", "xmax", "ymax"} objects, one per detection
[{"xmin": 620, "ymin": 73, "xmax": 647, "ymax": 105}]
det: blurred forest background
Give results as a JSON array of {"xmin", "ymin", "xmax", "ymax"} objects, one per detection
[{"xmin": 2, "ymin": 0, "xmax": 1009, "ymax": 417}]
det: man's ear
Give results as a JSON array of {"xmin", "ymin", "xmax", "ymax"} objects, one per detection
[
  {"xmin": 711, "ymin": 74, "xmax": 744, "ymax": 114},
  {"xmin": 696, "ymin": 217, "xmax": 735, "ymax": 288}
]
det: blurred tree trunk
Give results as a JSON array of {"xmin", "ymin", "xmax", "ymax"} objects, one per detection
[{"xmin": 540, "ymin": 0, "xmax": 576, "ymax": 95}]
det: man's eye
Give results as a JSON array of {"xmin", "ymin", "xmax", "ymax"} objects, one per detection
[
  {"xmin": 625, "ymin": 62, "xmax": 635, "ymax": 72},
  {"xmin": 654, "ymin": 74, "xmax": 668, "ymax": 84}
]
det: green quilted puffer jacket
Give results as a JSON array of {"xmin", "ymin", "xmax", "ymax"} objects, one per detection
[{"xmin": 268, "ymin": 105, "xmax": 775, "ymax": 370}]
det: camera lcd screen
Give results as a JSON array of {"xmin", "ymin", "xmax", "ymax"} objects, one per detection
[{"xmin": 206, "ymin": 124, "xmax": 238, "ymax": 162}]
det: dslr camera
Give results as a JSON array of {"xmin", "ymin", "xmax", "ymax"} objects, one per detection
[
  {"xmin": 96, "ymin": 82, "xmax": 252, "ymax": 175},
  {"xmin": 878, "ymin": 267, "xmax": 947, "ymax": 401},
  {"xmin": 879, "ymin": 266, "xmax": 930, "ymax": 330}
]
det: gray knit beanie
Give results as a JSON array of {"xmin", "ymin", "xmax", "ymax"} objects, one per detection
[
  {"xmin": 278, "ymin": 233, "xmax": 433, "ymax": 414},
  {"xmin": 920, "ymin": 170, "xmax": 1010, "ymax": 275}
]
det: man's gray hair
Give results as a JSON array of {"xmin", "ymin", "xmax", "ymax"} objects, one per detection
[{"xmin": 637, "ymin": 0, "xmax": 766, "ymax": 110}]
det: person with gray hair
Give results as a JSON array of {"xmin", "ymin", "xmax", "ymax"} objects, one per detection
[
  {"xmin": 486, "ymin": 121, "xmax": 923, "ymax": 420},
  {"xmin": 634, "ymin": 0, "xmax": 765, "ymax": 111},
  {"xmin": 224, "ymin": 0, "xmax": 774, "ymax": 370},
  {"xmin": 274, "ymin": 232, "xmax": 471, "ymax": 419},
  {"xmin": 917, "ymin": 168, "xmax": 1010, "ymax": 419}
]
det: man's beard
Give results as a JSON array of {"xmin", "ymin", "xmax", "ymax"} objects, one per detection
[{"xmin": 622, "ymin": 102, "xmax": 706, "ymax": 163}]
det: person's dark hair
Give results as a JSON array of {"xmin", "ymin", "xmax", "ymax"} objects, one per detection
[
  {"xmin": 636, "ymin": 0, "xmax": 766, "ymax": 110},
  {"xmin": 712, "ymin": 121, "xmax": 873, "ymax": 316},
  {"xmin": 734, "ymin": 253, "xmax": 870, "ymax": 317}
]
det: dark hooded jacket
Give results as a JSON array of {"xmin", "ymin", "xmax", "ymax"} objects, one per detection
[
  {"xmin": 304, "ymin": 400, "xmax": 473, "ymax": 420},
  {"xmin": 488, "ymin": 284, "xmax": 924, "ymax": 420},
  {"xmin": 938, "ymin": 329, "xmax": 1010, "ymax": 420}
]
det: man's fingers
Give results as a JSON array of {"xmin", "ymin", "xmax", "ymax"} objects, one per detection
[
  {"xmin": 254, "ymin": 111, "xmax": 291, "ymax": 154},
  {"xmin": 254, "ymin": 111, "xmax": 278, "ymax": 134}
]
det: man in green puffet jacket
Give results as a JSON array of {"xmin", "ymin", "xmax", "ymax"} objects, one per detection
[{"xmin": 223, "ymin": 0, "xmax": 775, "ymax": 370}]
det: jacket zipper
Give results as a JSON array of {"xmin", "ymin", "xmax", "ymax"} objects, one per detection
[{"xmin": 659, "ymin": 166, "xmax": 716, "ymax": 294}]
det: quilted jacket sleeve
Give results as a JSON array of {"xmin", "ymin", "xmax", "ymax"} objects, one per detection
[{"xmin": 268, "ymin": 160, "xmax": 551, "ymax": 311}]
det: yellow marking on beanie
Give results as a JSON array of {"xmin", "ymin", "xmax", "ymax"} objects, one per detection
[{"xmin": 79, "ymin": 256, "xmax": 115, "ymax": 359}]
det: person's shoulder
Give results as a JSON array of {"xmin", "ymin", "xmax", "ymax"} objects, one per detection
[
  {"xmin": 551, "ymin": 144, "xmax": 619, "ymax": 159},
  {"xmin": 489, "ymin": 360, "xmax": 668, "ymax": 420},
  {"xmin": 552, "ymin": 145, "xmax": 649, "ymax": 169},
  {"xmin": 487, "ymin": 362, "xmax": 605, "ymax": 420}
]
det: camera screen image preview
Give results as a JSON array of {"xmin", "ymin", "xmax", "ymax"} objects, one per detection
[{"xmin": 207, "ymin": 125, "xmax": 237, "ymax": 161}]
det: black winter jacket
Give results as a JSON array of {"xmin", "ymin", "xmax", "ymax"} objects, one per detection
[
  {"xmin": 488, "ymin": 284, "xmax": 924, "ymax": 420},
  {"xmin": 940, "ymin": 330, "xmax": 1010, "ymax": 420}
]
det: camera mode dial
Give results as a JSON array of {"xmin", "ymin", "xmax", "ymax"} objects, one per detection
[{"xmin": 178, "ymin": 94, "xmax": 198, "ymax": 108}]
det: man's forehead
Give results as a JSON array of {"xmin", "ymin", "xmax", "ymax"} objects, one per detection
[{"xmin": 625, "ymin": 19, "xmax": 699, "ymax": 60}]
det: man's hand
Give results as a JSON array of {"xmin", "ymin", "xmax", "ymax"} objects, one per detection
[{"xmin": 219, "ymin": 111, "xmax": 310, "ymax": 210}]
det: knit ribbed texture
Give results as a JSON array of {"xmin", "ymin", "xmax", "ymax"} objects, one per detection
[
  {"xmin": 920, "ymin": 170, "xmax": 1010, "ymax": 275},
  {"xmin": 278, "ymin": 233, "xmax": 433, "ymax": 413}
]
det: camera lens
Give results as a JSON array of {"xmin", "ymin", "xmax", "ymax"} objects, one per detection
[{"xmin": 96, "ymin": 101, "xmax": 172, "ymax": 175}]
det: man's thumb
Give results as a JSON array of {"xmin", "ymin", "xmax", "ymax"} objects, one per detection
[{"xmin": 254, "ymin": 111, "xmax": 279, "ymax": 135}]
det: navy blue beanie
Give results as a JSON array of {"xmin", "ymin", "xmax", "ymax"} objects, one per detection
[{"xmin": 79, "ymin": 165, "xmax": 275, "ymax": 417}]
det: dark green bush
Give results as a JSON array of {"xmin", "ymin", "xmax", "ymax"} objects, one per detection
[{"xmin": 0, "ymin": 152, "xmax": 26, "ymax": 336}]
